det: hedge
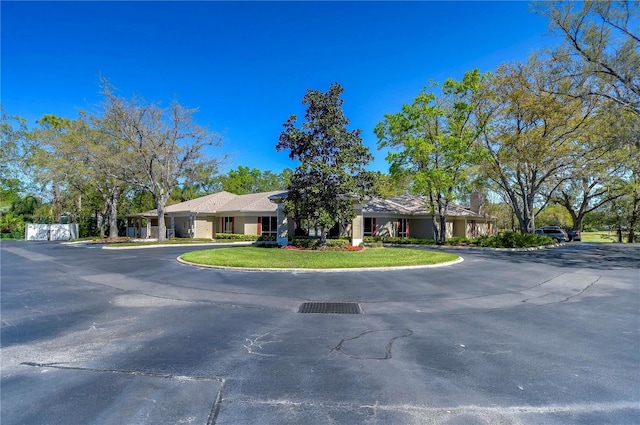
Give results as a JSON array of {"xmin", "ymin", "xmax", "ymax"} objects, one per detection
[
  {"xmin": 364, "ymin": 232, "xmax": 555, "ymax": 248},
  {"xmin": 214, "ymin": 233, "xmax": 260, "ymax": 241},
  {"xmin": 363, "ymin": 236, "xmax": 437, "ymax": 245},
  {"xmin": 289, "ymin": 237, "xmax": 350, "ymax": 249}
]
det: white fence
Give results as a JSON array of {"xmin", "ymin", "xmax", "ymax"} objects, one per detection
[{"xmin": 25, "ymin": 224, "xmax": 79, "ymax": 241}]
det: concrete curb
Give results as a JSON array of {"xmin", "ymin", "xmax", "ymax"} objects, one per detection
[
  {"xmin": 101, "ymin": 241, "xmax": 254, "ymax": 250},
  {"xmin": 176, "ymin": 254, "xmax": 464, "ymax": 273},
  {"xmin": 385, "ymin": 243, "xmax": 565, "ymax": 252}
]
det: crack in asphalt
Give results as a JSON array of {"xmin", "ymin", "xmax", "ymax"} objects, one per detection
[
  {"xmin": 330, "ymin": 329, "xmax": 413, "ymax": 360},
  {"xmin": 559, "ymin": 277, "xmax": 601, "ymax": 303},
  {"xmin": 243, "ymin": 333, "xmax": 282, "ymax": 357},
  {"xmin": 20, "ymin": 362, "xmax": 227, "ymax": 425}
]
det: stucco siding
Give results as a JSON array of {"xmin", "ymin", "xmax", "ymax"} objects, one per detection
[
  {"xmin": 452, "ymin": 219, "xmax": 466, "ymax": 238},
  {"xmin": 234, "ymin": 216, "xmax": 246, "ymax": 234},
  {"xmin": 244, "ymin": 216, "xmax": 259, "ymax": 235},
  {"xmin": 194, "ymin": 217, "xmax": 214, "ymax": 239}
]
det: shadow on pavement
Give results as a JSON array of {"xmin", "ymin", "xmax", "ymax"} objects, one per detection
[{"xmin": 439, "ymin": 243, "xmax": 640, "ymax": 271}]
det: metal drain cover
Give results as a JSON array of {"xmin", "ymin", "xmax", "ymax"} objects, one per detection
[{"xmin": 298, "ymin": 302, "xmax": 361, "ymax": 314}]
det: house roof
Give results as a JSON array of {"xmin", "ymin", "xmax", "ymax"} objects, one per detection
[
  {"xmin": 216, "ymin": 191, "xmax": 284, "ymax": 213},
  {"xmin": 129, "ymin": 190, "xmax": 285, "ymax": 217},
  {"xmin": 363, "ymin": 195, "xmax": 483, "ymax": 218},
  {"xmin": 128, "ymin": 191, "xmax": 483, "ymax": 218}
]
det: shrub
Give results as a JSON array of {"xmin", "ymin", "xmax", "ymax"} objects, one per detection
[
  {"xmin": 363, "ymin": 236, "xmax": 436, "ymax": 245},
  {"xmin": 364, "ymin": 232, "xmax": 555, "ymax": 248},
  {"xmin": 445, "ymin": 237, "xmax": 472, "ymax": 246},
  {"xmin": 0, "ymin": 212, "xmax": 24, "ymax": 235},
  {"xmin": 0, "ymin": 231, "xmax": 23, "ymax": 239},
  {"xmin": 474, "ymin": 232, "xmax": 553, "ymax": 248},
  {"xmin": 215, "ymin": 233, "xmax": 260, "ymax": 241},
  {"xmin": 289, "ymin": 237, "xmax": 350, "ymax": 250}
]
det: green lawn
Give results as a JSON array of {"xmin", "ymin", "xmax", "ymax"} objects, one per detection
[
  {"xmin": 180, "ymin": 246, "xmax": 459, "ymax": 269},
  {"xmin": 580, "ymin": 231, "xmax": 629, "ymax": 243}
]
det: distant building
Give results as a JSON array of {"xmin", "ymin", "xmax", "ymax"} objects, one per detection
[{"xmin": 127, "ymin": 190, "xmax": 495, "ymax": 244}]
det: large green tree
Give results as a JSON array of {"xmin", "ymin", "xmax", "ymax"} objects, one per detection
[
  {"xmin": 550, "ymin": 105, "xmax": 630, "ymax": 232},
  {"xmin": 71, "ymin": 113, "xmax": 132, "ymax": 238},
  {"xmin": 29, "ymin": 115, "xmax": 75, "ymax": 223},
  {"xmin": 375, "ymin": 70, "xmax": 488, "ymax": 244},
  {"xmin": 478, "ymin": 57, "xmax": 597, "ymax": 233},
  {"xmin": 276, "ymin": 83, "xmax": 375, "ymax": 244},
  {"xmin": 213, "ymin": 165, "xmax": 292, "ymax": 195},
  {"xmin": 1, "ymin": 109, "xmax": 30, "ymax": 194},
  {"xmin": 101, "ymin": 84, "xmax": 223, "ymax": 241},
  {"xmin": 537, "ymin": 0, "xmax": 640, "ymax": 117}
]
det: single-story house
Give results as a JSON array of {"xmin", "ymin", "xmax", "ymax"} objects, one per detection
[
  {"xmin": 126, "ymin": 190, "xmax": 289, "ymax": 239},
  {"xmin": 362, "ymin": 193, "xmax": 495, "ymax": 240},
  {"xmin": 126, "ymin": 191, "xmax": 495, "ymax": 245}
]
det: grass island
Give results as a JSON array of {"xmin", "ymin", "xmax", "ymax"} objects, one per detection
[{"xmin": 179, "ymin": 246, "xmax": 460, "ymax": 270}]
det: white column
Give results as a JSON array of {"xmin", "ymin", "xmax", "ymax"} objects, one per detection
[
  {"xmin": 351, "ymin": 202, "xmax": 364, "ymax": 247},
  {"xmin": 276, "ymin": 203, "xmax": 288, "ymax": 246}
]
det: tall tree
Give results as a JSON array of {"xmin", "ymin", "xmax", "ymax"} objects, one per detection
[
  {"xmin": 608, "ymin": 108, "xmax": 640, "ymax": 242},
  {"xmin": 375, "ymin": 70, "xmax": 488, "ymax": 244},
  {"xmin": 537, "ymin": 0, "xmax": 640, "ymax": 117},
  {"xmin": 101, "ymin": 84, "xmax": 222, "ymax": 241},
  {"xmin": 214, "ymin": 165, "xmax": 292, "ymax": 195},
  {"xmin": 371, "ymin": 172, "xmax": 412, "ymax": 198},
  {"xmin": 0, "ymin": 109, "xmax": 30, "ymax": 188},
  {"xmin": 71, "ymin": 113, "xmax": 132, "ymax": 238},
  {"xmin": 276, "ymin": 83, "xmax": 375, "ymax": 244},
  {"xmin": 29, "ymin": 115, "xmax": 74, "ymax": 222},
  {"xmin": 550, "ymin": 106, "xmax": 629, "ymax": 231},
  {"xmin": 478, "ymin": 57, "xmax": 597, "ymax": 233}
]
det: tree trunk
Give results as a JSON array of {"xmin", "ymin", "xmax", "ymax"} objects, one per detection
[
  {"xmin": 53, "ymin": 181, "xmax": 62, "ymax": 222},
  {"xmin": 431, "ymin": 214, "xmax": 441, "ymax": 244},
  {"xmin": 98, "ymin": 211, "xmax": 106, "ymax": 239},
  {"xmin": 156, "ymin": 202, "xmax": 166, "ymax": 241},
  {"xmin": 574, "ymin": 216, "xmax": 584, "ymax": 233},
  {"xmin": 108, "ymin": 197, "xmax": 119, "ymax": 238},
  {"xmin": 627, "ymin": 193, "xmax": 639, "ymax": 243},
  {"xmin": 617, "ymin": 226, "xmax": 623, "ymax": 243},
  {"xmin": 438, "ymin": 214, "xmax": 447, "ymax": 245}
]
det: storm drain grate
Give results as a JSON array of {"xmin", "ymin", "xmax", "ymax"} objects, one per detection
[{"xmin": 298, "ymin": 302, "xmax": 362, "ymax": 314}]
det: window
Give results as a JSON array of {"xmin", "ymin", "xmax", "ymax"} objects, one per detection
[
  {"xmin": 223, "ymin": 216, "xmax": 234, "ymax": 234},
  {"xmin": 260, "ymin": 216, "xmax": 278, "ymax": 236},
  {"xmin": 364, "ymin": 217, "xmax": 376, "ymax": 236},
  {"xmin": 397, "ymin": 218, "xmax": 409, "ymax": 238}
]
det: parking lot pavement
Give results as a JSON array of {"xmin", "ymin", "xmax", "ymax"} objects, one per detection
[{"xmin": 1, "ymin": 241, "xmax": 639, "ymax": 424}]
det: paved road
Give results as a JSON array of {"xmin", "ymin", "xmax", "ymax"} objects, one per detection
[{"xmin": 1, "ymin": 241, "xmax": 638, "ymax": 424}]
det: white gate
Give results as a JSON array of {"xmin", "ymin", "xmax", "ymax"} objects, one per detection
[{"xmin": 26, "ymin": 224, "xmax": 79, "ymax": 241}]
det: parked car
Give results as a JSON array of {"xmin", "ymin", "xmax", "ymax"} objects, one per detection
[
  {"xmin": 567, "ymin": 229, "xmax": 581, "ymax": 241},
  {"xmin": 535, "ymin": 226, "xmax": 570, "ymax": 242}
]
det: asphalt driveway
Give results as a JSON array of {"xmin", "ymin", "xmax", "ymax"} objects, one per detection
[{"xmin": 1, "ymin": 241, "xmax": 639, "ymax": 424}]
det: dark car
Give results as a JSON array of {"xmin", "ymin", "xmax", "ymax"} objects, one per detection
[
  {"xmin": 535, "ymin": 226, "xmax": 570, "ymax": 242},
  {"xmin": 567, "ymin": 229, "xmax": 581, "ymax": 241}
]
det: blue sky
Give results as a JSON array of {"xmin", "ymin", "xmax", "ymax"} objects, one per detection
[{"xmin": 2, "ymin": 1, "xmax": 555, "ymax": 174}]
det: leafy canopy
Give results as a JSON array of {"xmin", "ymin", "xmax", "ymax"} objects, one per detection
[
  {"xmin": 375, "ymin": 70, "xmax": 488, "ymax": 243},
  {"xmin": 276, "ymin": 83, "xmax": 375, "ymax": 241}
]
